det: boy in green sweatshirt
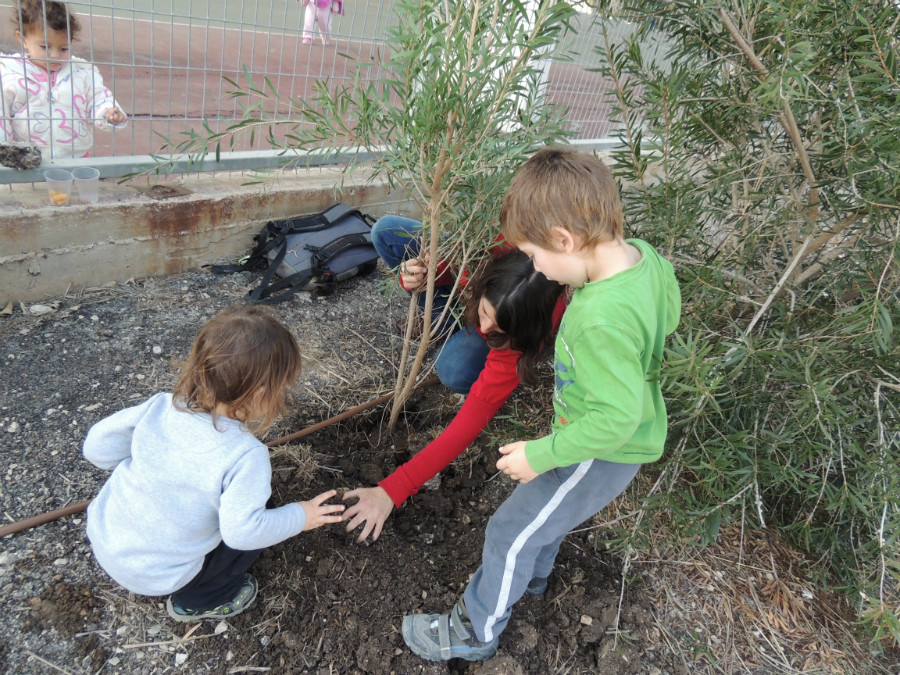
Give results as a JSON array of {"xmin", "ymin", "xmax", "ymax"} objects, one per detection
[{"xmin": 402, "ymin": 147, "xmax": 682, "ymax": 662}]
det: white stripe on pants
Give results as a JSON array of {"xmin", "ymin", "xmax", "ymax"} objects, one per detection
[{"xmin": 463, "ymin": 459, "xmax": 640, "ymax": 641}]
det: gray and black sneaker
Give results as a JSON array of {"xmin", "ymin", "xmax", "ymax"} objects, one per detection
[
  {"xmin": 166, "ymin": 574, "xmax": 258, "ymax": 622},
  {"xmin": 402, "ymin": 601, "xmax": 498, "ymax": 662}
]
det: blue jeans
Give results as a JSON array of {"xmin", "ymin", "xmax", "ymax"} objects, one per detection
[
  {"xmin": 372, "ymin": 215, "xmax": 490, "ymax": 394},
  {"xmin": 435, "ymin": 325, "xmax": 492, "ymax": 394},
  {"xmin": 372, "ymin": 215, "xmax": 454, "ymax": 322}
]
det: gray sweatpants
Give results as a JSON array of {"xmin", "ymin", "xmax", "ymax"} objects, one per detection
[{"xmin": 463, "ymin": 459, "xmax": 640, "ymax": 642}]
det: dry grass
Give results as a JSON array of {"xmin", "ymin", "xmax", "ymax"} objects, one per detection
[
  {"xmin": 633, "ymin": 524, "xmax": 892, "ymax": 674},
  {"xmin": 269, "ymin": 442, "xmax": 325, "ymax": 485},
  {"xmin": 91, "ymin": 585, "xmax": 229, "ymax": 671}
]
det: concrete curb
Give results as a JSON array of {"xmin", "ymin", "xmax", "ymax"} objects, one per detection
[{"xmin": 0, "ymin": 167, "xmax": 415, "ymax": 304}]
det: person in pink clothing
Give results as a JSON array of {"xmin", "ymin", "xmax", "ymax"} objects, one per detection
[
  {"xmin": 298, "ymin": 0, "xmax": 344, "ymax": 46},
  {"xmin": 0, "ymin": 0, "xmax": 128, "ymax": 160}
]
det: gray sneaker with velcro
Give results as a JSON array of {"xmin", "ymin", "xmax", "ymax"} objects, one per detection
[{"xmin": 402, "ymin": 601, "xmax": 498, "ymax": 662}]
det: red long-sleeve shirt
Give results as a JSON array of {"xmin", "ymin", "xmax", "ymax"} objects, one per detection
[{"xmin": 378, "ymin": 297, "xmax": 566, "ymax": 507}]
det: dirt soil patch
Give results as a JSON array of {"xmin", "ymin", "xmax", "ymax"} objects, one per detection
[{"xmin": 0, "ymin": 265, "xmax": 894, "ymax": 674}]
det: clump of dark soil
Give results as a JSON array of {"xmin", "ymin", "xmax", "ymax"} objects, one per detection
[
  {"xmin": 22, "ymin": 582, "xmax": 103, "ymax": 634},
  {"xmin": 0, "ymin": 266, "xmax": 666, "ymax": 675}
]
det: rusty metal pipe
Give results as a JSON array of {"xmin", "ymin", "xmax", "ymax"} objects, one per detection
[{"xmin": 0, "ymin": 499, "xmax": 94, "ymax": 539}]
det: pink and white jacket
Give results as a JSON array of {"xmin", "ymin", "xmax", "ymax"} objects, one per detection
[{"xmin": 0, "ymin": 54, "xmax": 127, "ymax": 160}]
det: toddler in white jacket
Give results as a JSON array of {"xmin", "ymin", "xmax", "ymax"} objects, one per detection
[{"xmin": 0, "ymin": 0, "xmax": 127, "ymax": 160}]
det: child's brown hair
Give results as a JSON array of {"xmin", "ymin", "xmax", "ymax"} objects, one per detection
[
  {"xmin": 12, "ymin": 0, "xmax": 80, "ymax": 40},
  {"xmin": 500, "ymin": 147, "xmax": 624, "ymax": 250},
  {"xmin": 173, "ymin": 305, "xmax": 301, "ymax": 435}
]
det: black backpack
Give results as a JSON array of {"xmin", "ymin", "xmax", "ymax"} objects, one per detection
[{"xmin": 211, "ymin": 203, "xmax": 380, "ymax": 304}]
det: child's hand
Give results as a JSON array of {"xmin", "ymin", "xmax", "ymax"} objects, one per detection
[
  {"xmin": 341, "ymin": 486, "xmax": 394, "ymax": 543},
  {"xmin": 497, "ymin": 441, "xmax": 538, "ymax": 483},
  {"xmin": 399, "ymin": 258, "xmax": 427, "ymax": 291},
  {"xmin": 299, "ymin": 489, "xmax": 345, "ymax": 531},
  {"xmin": 105, "ymin": 108, "xmax": 127, "ymax": 125}
]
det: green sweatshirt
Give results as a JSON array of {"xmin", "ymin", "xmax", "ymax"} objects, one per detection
[{"xmin": 525, "ymin": 239, "xmax": 681, "ymax": 474}]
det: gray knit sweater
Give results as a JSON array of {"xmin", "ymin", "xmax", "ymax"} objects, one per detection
[{"xmin": 84, "ymin": 393, "xmax": 306, "ymax": 596}]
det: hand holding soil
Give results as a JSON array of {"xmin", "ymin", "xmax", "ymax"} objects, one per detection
[
  {"xmin": 299, "ymin": 489, "xmax": 346, "ymax": 531},
  {"xmin": 497, "ymin": 441, "xmax": 538, "ymax": 483},
  {"xmin": 341, "ymin": 486, "xmax": 394, "ymax": 543}
]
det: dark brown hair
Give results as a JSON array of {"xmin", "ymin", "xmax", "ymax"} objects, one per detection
[
  {"xmin": 12, "ymin": 0, "xmax": 80, "ymax": 40},
  {"xmin": 173, "ymin": 305, "xmax": 302, "ymax": 435},
  {"xmin": 500, "ymin": 147, "xmax": 624, "ymax": 250},
  {"xmin": 463, "ymin": 250, "xmax": 564, "ymax": 385}
]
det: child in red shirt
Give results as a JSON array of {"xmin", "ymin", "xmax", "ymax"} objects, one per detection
[{"xmin": 341, "ymin": 246, "xmax": 566, "ymax": 542}]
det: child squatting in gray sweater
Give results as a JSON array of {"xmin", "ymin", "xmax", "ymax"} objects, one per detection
[{"xmin": 84, "ymin": 305, "xmax": 345, "ymax": 621}]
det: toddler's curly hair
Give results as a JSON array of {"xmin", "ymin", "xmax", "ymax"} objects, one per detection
[
  {"xmin": 174, "ymin": 305, "xmax": 302, "ymax": 435},
  {"xmin": 12, "ymin": 0, "xmax": 80, "ymax": 40}
]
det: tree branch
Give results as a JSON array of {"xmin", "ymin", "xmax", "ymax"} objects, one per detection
[{"xmin": 718, "ymin": 8, "xmax": 820, "ymax": 226}]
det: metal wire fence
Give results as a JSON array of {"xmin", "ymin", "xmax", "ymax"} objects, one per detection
[{"xmin": 0, "ymin": 0, "xmax": 638, "ymax": 180}]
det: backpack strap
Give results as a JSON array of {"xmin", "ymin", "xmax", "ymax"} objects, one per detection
[
  {"xmin": 248, "ymin": 231, "xmax": 374, "ymax": 304},
  {"xmin": 268, "ymin": 203, "xmax": 354, "ymax": 235},
  {"xmin": 207, "ymin": 204, "xmax": 365, "ymax": 275},
  {"xmin": 309, "ymin": 231, "xmax": 373, "ymax": 270},
  {"xmin": 207, "ymin": 219, "xmax": 286, "ymax": 275},
  {"xmin": 246, "ymin": 232, "xmax": 294, "ymax": 303},
  {"xmin": 272, "ymin": 204, "xmax": 374, "ymax": 233}
]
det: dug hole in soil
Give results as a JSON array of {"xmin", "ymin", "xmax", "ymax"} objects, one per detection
[{"xmin": 0, "ymin": 264, "xmax": 668, "ymax": 675}]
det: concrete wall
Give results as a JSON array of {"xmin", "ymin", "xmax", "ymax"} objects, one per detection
[{"xmin": 0, "ymin": 168, "xmax": 418, "ymax": 304}]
